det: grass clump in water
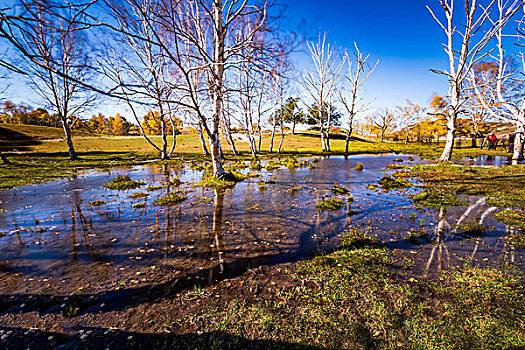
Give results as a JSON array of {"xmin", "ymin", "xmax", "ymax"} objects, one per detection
[
  {"xmin": 379, "ymin": 176, "xmax": 412, "ymax": 190},
  {"xmin": 197, "ymin": 172, "xmax": 239, "ymax": 189},
  {"xmin": 168, "ymin": 178, "xmax": 183, "ymax": 186},
  {"xmin": 287, "ymin": 183, "xmax": 302, "ymax": 194},
  {"xmin": 316, "ymin": 197, "xmax": 345, "ymax": 211},
  {"xmin": 153, "ymin": 194, "xmax": 187, "ymax": 206},
  {"xmin": 331, "ymin": 182, "xmax": 350, "ymax": 194},
  {"xmin": 385, "ymin": 163, "xmax": 408, "ymax": 170},
  {"xmin": 88, "ymin": 200, "xmax": 105, "ymax": 207},
  {"xmin": 249, "ymin": 161, "xmax": 262, "ymax": 171},
  {"xmin": 191, "ymin": 163, "xmax": 211, "ymax": 171},
  {"xmin": 354, "ymin": 162, "xmax": 363, "ymax": 171},
  {"xmin": 410, "ymin": 190, "xmax": 465, "ymax": 209},
  {"xmin": 131, "ymin": 202, "xmax": 146, "ymax": 209},
  {"xmin": 145, "ymin": 185, "xmax": 163, "ymax": 191},
  {"xmin": 248, "ymin": 203, "xmax": 260, "ymax": 210},
  {"xmin": 129, "ymin": 192, "xmax": 149, "ymax": 199},
  {"xmin": 104, "ymin": 175, "xmax": 144, "ymax": 190}
]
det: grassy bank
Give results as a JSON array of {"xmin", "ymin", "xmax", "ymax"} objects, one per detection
[
  {"xmin": 403, "ymin": 163, "xmax": 525, "ymax": 229},
  {"xmin": 175, "ymin": 229, "xmax": 525, "ymax": 349}
]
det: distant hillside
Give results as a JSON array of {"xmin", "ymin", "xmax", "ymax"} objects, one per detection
[{"xmin": 0, "ymin": 124, "xmax": 94, "ymax": 141}]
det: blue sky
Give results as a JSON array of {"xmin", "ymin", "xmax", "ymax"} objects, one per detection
[
  {"xmin": 1, "ymin": 0, "xmax": 454, "ymax": 119},
  {"xmin": 283, "ymin": 0, "xmax": 449, "ymax": 112}
]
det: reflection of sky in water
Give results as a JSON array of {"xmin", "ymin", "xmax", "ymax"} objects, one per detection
[
  {"xmin": 458, "ymin": 155, "xmax": 525, "ymax": 166},
  {"xmin": 0, "ymin": 154, "xmax": 522, "ymax": 285}
]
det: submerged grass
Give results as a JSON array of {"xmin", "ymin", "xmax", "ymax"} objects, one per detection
[
  {"xmin": 186, "ymin": 228, "xmax": 525, "ymax": 349},
  {"xmin": 104, "ymin": 175, "xmax": 145, "ymax": 190}
]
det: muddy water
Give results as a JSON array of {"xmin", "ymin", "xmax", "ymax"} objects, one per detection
[{"xmin": 0, "ymin": 154, "xmax": 522, "ymax": 295}]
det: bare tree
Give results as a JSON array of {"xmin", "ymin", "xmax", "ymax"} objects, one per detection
[
  {"xmin": 366, "ymin": 108, "xmax": 395, "ymax": 142},
  {"xmin": 103, "ymin": 0, "xmax": 180, "ymax": 160},
  {"xmin": 470, "ymin": 0, "xmax": 525, "ymax": 164},
  {"xmin": 339, "ymin": 43, "xmax": 378, "ymax": 153},
  {"xmin": 302, "ymin": 33, "xmax": 344, "ymax": 152},
  {"xmin": 427, "ymin": 0, "xmax": 520, "ymax": 162},
  {"xmin": 395, "ymin": 101, "xmax": 429, "ymax": 144},
  {"xmin": 0, "ymin": 51, "xmax": 10, "ymax": 164},
  {"xmin": 1, "ymin": 0, "xmax": 96, "ymax": 160},
  {"xmin": 268, "ymin": 50, "xmax": 290, "ymax": 153},
  {"xmin": 141, "ymin": 0, "xmax": 270, "ymax": 178}
]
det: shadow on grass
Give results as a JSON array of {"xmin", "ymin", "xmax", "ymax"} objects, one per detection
[
  {"xmin": 0, "ymin": 327, "xmax": 323, "ymax": 350},
  {"xmin": 0, "ymin": 127, "xmax": 41, "ymax": 152}
]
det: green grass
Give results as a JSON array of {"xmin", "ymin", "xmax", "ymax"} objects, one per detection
[
  {"xmin": 332, "ymin": 182, "xmax": 350, "ymax": 194},
  {"xmin": 196, "ymin": 172, "xmax": 239, "ymax": 189},
  {"xmin": 410, "ymin": 190, "xmax": 466, "ymax": 210},
  {"xmin": 104, "ymin": 175, "xmax": 145, "ymax": 190},
  {"xmin": 88, "ymin": 200, "xmax": 105, "ymax": 207},
  {"xmin": 186, "ymin": 228, "xmax": 525, "ymax": 349},
  {"xmin": 407, "ymin": 163, "xmax": 525, "ymax": 229},
  {"xmin": 152, "ymin": 193, "xmax": 187, "ymax": 206},
  {"xmin": 316, "ymin": 197, "xmax": 345, "ymax": 211},
  {"xmin": 379, "ymin": 176, "xmax": 412, "ymax": 190},
  {"xmin": 129, "ymin": 192, "xmax": 149, "ymax": 199}
]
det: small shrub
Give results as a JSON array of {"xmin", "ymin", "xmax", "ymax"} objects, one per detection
[{"xmin": 354, "ymin": 162, "xmax": 364, "ymax": 171}]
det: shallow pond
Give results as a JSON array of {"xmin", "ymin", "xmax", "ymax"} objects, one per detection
[
  {"xmin": 458, "ymin": 154, "xmax": 525, "ymax": 166},
  {"xmin": 0, "ymin": 154, "xmax": 523, "ymax": 296}
]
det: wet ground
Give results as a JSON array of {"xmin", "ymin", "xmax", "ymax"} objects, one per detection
[
  {"xmin": 457, "ymin": 154, "xmax": 525, "ymax": 166},
  {"xmin": 0, "ymin": 154, "xmax": 523, "ymax": 348}
]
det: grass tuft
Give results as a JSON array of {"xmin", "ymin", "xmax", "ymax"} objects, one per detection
[
  {"xmin": 104, "ymin": 175, "xmax": 144, "ymax": 190},
  {"xmin": 316, "ymin": 197, "xmax": 345, "ymax": 211}
]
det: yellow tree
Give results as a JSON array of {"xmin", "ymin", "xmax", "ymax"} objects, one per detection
[{"xmin": 111, "ymin": 113, "xmax": 128, "ymax": 136}]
